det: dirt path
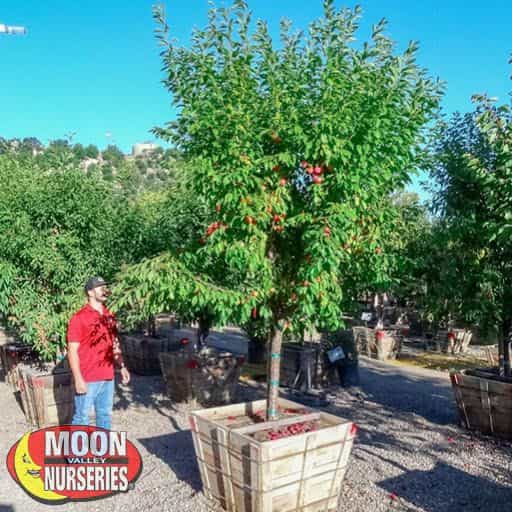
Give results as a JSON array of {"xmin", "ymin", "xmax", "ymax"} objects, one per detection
[{"xmin": 0, "ymin": 359, "xmax": 510, "ymax": 512}]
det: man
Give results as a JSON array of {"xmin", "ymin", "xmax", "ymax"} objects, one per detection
[{"xmin": 67, "ymin": 277, "xmax": 130, "ymax": 430}]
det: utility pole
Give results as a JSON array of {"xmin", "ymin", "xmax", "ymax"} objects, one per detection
[{"xmin": 0, "ymin": 23, "xmax": 27, "ymax": 35}]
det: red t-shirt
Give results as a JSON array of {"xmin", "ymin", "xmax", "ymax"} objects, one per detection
[{"xmin": 67, "ymin": 304, "xmax": 117, "ymax": 382}]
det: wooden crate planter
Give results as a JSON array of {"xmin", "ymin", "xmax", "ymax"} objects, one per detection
[
  {"xmin": 446, "ymin": 329, "xmax": 473, "ymax": 354},
  {"xmin": 16, "ymin": 364, "xmax": 74, "ymax": 428},
  {"xmin": 154, "ymin": 313, "xmax": 177, "ymax": 336},
  {"xmin": 189, "ymin": 398, "xmax": 312, "ymax": 510},
  {"xmin": 17, "ymin": 364, "xmax": 36, "ymax": 426},
  {"xmin": 120, "ymin": 333, "xmax": 183, "ymax": 375},
  {"xmin": 353, "ymin": 327, "xmax": 400, "ymax": 361},
  {"xmin": 159, "ymin": 348, "xmax": 244, "ymax": 407},
  {"xmin": 168, "ymin": 327, "xmax": 198, "ymax": 344},
  {"xmin": 190, "ymin": 401, "xmax": 355, "ymax": 512},
  {"xmin": 375, "ymin": 330, "xmax": 401, "ymax": 360},
  {"xmin": 280, "ymin": 343, "xmax": 332, "ymax": 389},
  {"xmin": 450, "ymin": 369, "xmax": 512, "ymax": 439},
  {"xmin": 0, "ymin": 343, "xmax": 34, "ymax": 390}
]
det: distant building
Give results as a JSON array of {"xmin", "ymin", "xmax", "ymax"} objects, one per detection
[{"xmin": 132, "ymin": 142, "xmax": 160, "ymax": 157}]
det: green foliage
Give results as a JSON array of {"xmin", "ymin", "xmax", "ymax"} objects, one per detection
[
  {"xmin": 84, "ymin": 144, "xmax": 100, "ymax": 159},
  {"xmin": 0, "ymin": 153, "xmax": 153, "ymax": 360},
  {"xmin": 114, "ymin": 0, "xmax": 441, "ymax": 337},
  {"xmin": 102, "ymin": 144, "xmax": 125, "ymax": 166},
  {"xmin": 422, "ymin": 94, "xmax": 512, "ymax": 339},
  {"xmin": 0, "ymin": 137, "xmax": 42, "ymax": 156}
]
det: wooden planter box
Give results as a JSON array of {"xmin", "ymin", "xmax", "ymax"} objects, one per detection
[
  {"xmin": 159, "ymin": 348, "xmax": 244, "ymax": 407},
  {"xmin": 0, "ymin": 343, "xmax": 34, "ymax": 390},
  {"xmin": 444, "ymin": 329, "xmax": 473, "ymax": 354},
  {"xmin": 190, "ymin": 398, "xmax": 312, "ymax": 510},
  {"xmin": 375, "ymin": 331, "xmax": 401, "ymax": 360},
  {"xmin": 353, "ymin": 327, "xmax": 401, "ymax": 361},
  {"xmin": 450, "ymin": 369, "xmax": 512, "ymax": 439},
  {"xmin": 190, "ymin": 400, "xmax": 355, "ymax": 512},
  {"xmin": 168, "ymin": 327, "xmax": 198, "ymax": 344},
  {"xmin": 120, "ymin": 333, "xmax": 183, "ymax": 375},
  {"xmin": 280, "ymin": 343, "xmax": 332, "ymax": 389},
  {"xmin": 17, "ymin": 364, "xmax": 74, "ymax": 428}
]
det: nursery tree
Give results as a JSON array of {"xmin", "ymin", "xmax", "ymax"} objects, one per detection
[
  {"xmin": 428, "ymin": 85, "xmax": 512, "ymax": 373},
  {"xmin": 113, "ymin": 0, "xmax": 441, "ymax": 418},
  {"xmin": 0, "ymin": 152, "xmax": 160, "ymax": 360}
]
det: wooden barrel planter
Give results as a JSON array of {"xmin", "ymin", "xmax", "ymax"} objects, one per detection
[
  {"xmin": 120, "ymin": 333, "xmax": 185, "ymax": 375},
  {"xmin": 159, "ymin": 348, "xmax": 244, "ymax": 407},
  {"xmin": 17, "ymin": 363, "xmax": 74, "ymax": 428},
  {"xmin": 190, "ymin": 399, "xmax": 356, "ymax": 511},
  {"xmin": 450, "ymin": 369, "xmax": 512, "ymax": 439}
]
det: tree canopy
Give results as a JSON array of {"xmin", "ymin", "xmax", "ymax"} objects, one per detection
[{"xmin": 112, "ymin": 0, "xmax": 442, "ymax": 418}]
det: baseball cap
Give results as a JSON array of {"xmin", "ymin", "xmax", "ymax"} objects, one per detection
[{"xmin": 84, "ymin": 276, "xmax": 110, "ymax": 292}]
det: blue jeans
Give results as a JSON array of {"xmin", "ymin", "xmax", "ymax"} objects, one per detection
[{"xmin": 72, "ymin": 379, "xmax": 114, "ymax": 430}]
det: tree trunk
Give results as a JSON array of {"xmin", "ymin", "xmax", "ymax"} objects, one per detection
[
  {"xmin": 266, "ymin": 324, "xmax": 283, "ymax": 421},
  {"xmin": 147, "ymin": 316, "xmax": 156, "ymax": 338},
  {"xmin": 501, "ymin": 316, "xmax": 511, "ymax": 376},
  {"xmin": 197, "ymin": 314, "xmax": 211, "ymax": 350},
  {"xmin": 499, "ymin": 317, "xmax": 509, "ymax": 376},
  {"xmin": 374, "ymin": 293, "xmax": 384, "ymax": 329}
]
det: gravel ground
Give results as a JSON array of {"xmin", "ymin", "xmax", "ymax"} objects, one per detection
[{"xmin": 0, "ymin": 358, "xmax": 510, "ymax": 512}]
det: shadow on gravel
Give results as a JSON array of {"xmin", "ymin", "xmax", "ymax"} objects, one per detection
[
  {"xmin": 134, "ymin": 380, "xmax": 264, "ymax": 492},
  {"xmin": 0, "ymin": 505, "xmax": 14, "ymax": 512},
  {"xmin": 138, "ymin": 431, "xmax": 202, "ymax": 492},
  {"xmin": 379, "ymin": 461, "xmax": 512, "ymax": 512},
  {"xmin": 114, "ymin": 375, "xmax": 265, "ymax": 415},
  {"xmin": 357, "ymin": 361, "xmax": 457, "ymax": 426},
  {"xmin": 113, "ymin": 374, "xmax": 186, "ymax": 430}
]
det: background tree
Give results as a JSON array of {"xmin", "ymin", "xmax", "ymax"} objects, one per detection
[
  {"xmin": 84, "ymin": 144, "xmax": 100, "ymax": 159},
  {"xmin": 0, "ymin": 151, "xmax": 159, "ymax": 360},
  {"xmin": 345, "ymin": 191, "xmax": 432, "ymax": 324},
  {"xmin": 418, "ymin": 82, "xmax": 512, "ymax": 375},
  {"xmin": 72, "ymin": 143, "xmax": 87, "ymax": 161},
  {"xmin": 0, "ymin": 137, "xmax": 42, "ymax": 155},
  {"xmin": 424, "ymin": 112, "xmax": 502, "ymax": 338},
  {"xmin": 102, "ymin": 144, "xmax": 125, "ymax": 167}
]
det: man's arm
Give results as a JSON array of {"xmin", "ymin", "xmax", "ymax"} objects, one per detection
[
  {"xmin": 68, "ymin": 341, "xmax": 88, "ymax": 394},
  {"xmin": 113, "ymin": 337, "xmax": 130, "ymax": 385}
]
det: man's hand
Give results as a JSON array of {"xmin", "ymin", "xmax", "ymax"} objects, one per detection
[
  {"xmin": 68, "ymin": 341, "xmax": 87, "ymax": 394},
  {"xmin": 75, "ymin": 377, "xmax": 88, "ymax": 394},
  {"xmin": 120, "ymin": 366, "xmax": 130, "ymax": 385}
]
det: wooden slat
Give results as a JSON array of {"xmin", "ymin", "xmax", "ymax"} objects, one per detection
[
  {"xmin": 190, "ymin": 398, "xmax": 316, "ymax": 511},
  {"xmin": 17, "ymin": 365, "xmax": 33, "ymax": 426},
  {"xmin": 450, "ymin": 370, "xmax": 512, "ymax": 439},
  {"xmin": 225, "ymin": 411, "xmax": 354, "ymax": 511},
  {"xmin": 20, "ymin": 367, "xmax": 74, "ymax": 428}
]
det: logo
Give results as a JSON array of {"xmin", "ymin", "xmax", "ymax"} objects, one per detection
[{"xmin": 6, "ymin": 425, "xmax": 142, "ymax": 504}]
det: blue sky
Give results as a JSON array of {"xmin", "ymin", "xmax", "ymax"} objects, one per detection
[{"xmin": 1, "ymin": 1, "xmax": 511, "ymax": 195}]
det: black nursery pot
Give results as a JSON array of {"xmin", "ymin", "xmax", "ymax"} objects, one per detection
[{"xmin": 247, "ymin": 338, "xmax": 267, "ymax": 364}]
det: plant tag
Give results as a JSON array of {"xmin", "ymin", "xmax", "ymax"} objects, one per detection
[{"xmin": 327, "ymin": 346, "xmax": 345, "ymax": 363}]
